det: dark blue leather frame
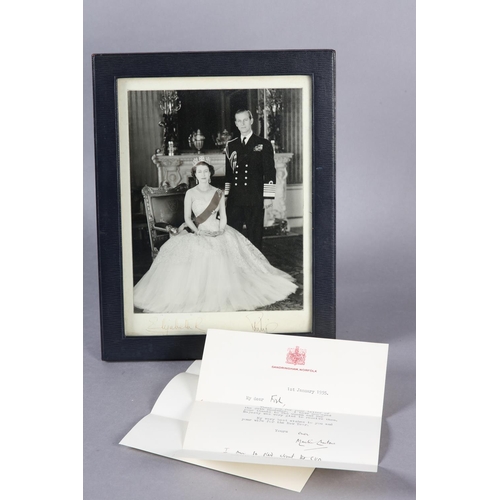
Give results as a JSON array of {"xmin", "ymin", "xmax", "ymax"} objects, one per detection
[{"xmin": 92, "ymin": 50, "xmax": 335, "ymax": 361}]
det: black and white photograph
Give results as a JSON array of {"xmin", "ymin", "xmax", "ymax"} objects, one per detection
[{"xmin": 118, "ymin": 76, "xmax": 314, "ymax": 336}]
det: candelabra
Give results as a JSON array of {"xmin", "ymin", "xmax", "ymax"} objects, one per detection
[
  {"xmin": 158, "ymin": 91, "xmax": 181, "ymax": 155},
  {"xmin": 265, "ymin": 89, "xmax": 282, "ymax": 152},
  {"xmin": 257, "ymin": 89, "xmax": 283, "ymax": 152}
]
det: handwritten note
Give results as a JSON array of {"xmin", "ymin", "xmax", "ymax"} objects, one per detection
[{"xmin": 181, "ymin": 330, "xmax": 389, "ymax": 472}]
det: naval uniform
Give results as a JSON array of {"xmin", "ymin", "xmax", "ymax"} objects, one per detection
[{"xmin": 225, "ymin": 133, "xmax": 276, "ymax": 250}]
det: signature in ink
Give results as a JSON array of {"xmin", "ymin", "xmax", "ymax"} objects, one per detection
[
  {"xmin": 146, "ymin": 316, "xmax": 205, "ymax": 334},
  {"xmin": 246, "ymin": 312, "xmax": 278, "ymax": 333},
  {"xmin": 296, "ymin": 438, "xmax": 335, "ymax": 450}
]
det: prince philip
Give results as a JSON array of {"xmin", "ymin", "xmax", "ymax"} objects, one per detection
[{"xmin": 224, "ymin": 109, "xmax": 276, "ymax": 250}]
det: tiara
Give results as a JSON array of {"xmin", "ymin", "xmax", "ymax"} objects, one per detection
[{"xmin": 192, "ymin": 155, "xmax": 211, "ymax": 166}]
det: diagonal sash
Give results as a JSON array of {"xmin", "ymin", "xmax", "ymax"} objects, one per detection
[{"xmin": 194, "ymin": 189, "xmax": 222, "ymax": 227}]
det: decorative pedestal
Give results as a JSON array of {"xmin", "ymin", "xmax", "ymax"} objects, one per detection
[
  {"xmin": 265, "ymin": 153, "xmax": 293, "ymax": 230},
  {"xmin": 151, "ymin": 152, "xmax": 293, "ymax": 230}
]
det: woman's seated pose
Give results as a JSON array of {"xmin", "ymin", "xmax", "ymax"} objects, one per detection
[{"xmin": 133, "ymin": 160, "xmax": 297, "ymax": 313}]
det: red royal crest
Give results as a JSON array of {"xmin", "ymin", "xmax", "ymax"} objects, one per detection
[{"xmin": 286, "ymin": 346, "xmax": 306, "ymax": 365}]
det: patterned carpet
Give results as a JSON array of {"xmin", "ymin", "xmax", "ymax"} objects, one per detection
[{"xmin": 258, "ymin": 233, "xmax": 303, "ymax": 311}]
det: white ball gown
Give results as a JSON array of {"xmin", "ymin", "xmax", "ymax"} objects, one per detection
[{"xmin": 133, "ymin": 188, "xmax": 298, "ymax": 313}]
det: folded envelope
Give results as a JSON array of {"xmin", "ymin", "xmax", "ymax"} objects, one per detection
[{"xmin": 120, "ymin": 360, "xmax": 315, "ymax": 492}]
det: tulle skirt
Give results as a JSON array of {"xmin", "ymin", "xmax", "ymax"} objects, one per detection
[{"xmin": 134, "ymin": 226, "xmax": 297, "ymax": 313}]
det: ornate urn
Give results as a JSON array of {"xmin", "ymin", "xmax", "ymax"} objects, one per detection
[
  {"xmin": 188, "ymin": 129, "xmax": 205, "ymax": 153},
  {"xmin": 213, "ymin": 129, "xmax": 233, "ymax": 151}
]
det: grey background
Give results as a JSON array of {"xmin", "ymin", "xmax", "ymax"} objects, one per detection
[{"xmin": 84, "ymin": 1, "xmax": 415, "ymax": 498}]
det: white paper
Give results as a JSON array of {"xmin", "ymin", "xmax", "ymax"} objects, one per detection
[
  {"xmin": 119, "ymin": 361, "xmax": 314, "ymax": 492},
  {"xmin": 182, "ymin": 330, "xmax": 389, "ymax": 472}
]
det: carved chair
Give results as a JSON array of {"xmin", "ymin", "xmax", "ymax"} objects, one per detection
[
  {"xmin": 142, "ymin": 177, "xmax": 226, "ymax": 260},
  {"xmin": 142, "ymin": 184, "xmax": 189, "ymax": 260}
]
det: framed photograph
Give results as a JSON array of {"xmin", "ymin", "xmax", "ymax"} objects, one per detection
[{"xmin": 93, "ymin": 50, "xmax": 335, "ymax": 361}]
